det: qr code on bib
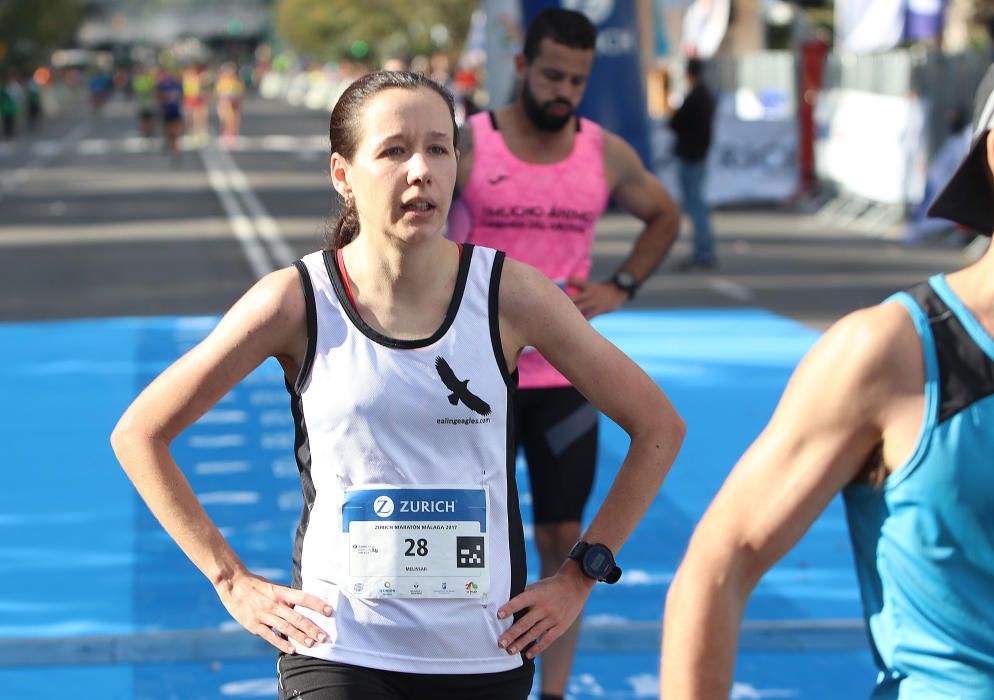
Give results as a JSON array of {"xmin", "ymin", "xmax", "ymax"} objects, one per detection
[{"xmin": 456, "ymin": 537, "xmax": 485, "ymax": 568}]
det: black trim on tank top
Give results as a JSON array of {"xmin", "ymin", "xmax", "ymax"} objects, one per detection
[
  {"xmin": 488, "ymin": 251, "xmax": 518, "ymax": 388},
  {"xmin": 291, "ymin": 260, "xmax": 318, "ymax": 393},
  {"xmin": 488, "ymin": 110, "xmax": 581, "ymax": 132},
  {"xmin": 322, "ymin": 244, "xmax": 474, "ymax": 349},
  {"xmin": 908, "ymin": 281, "xmax": 994, "ymax": 423},
  {"xmin": 504, "ymin": 384, "xmax": 527, "ymax": 627},
  {"xmin": 284, "ymin": 374, "xmax": 316, "ymax": 591},
  {"xmin": 286, "ymin": 383, "xmax": 315, "ymax": 590}
]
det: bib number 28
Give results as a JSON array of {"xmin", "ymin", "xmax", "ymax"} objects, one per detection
[{"xmin": 405, "ymin": 538, "xmax": 429, "ymax": 557}]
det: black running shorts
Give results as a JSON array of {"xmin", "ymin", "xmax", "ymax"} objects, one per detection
[
  {"xmin": 514, "ymin": 385, "xmax": 599, "ymax": 525},
  {"xmin": 276, "ymin": 654, "xmax": 534, "ymax": 700}
]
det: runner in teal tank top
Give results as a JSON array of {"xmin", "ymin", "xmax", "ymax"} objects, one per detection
[
  {"xmin": 845, "ymin": 274, "xmax": 994, "ymax": 697},
  {"xmin": 662, "ymin": 70, "xmax": 994, "ymax": 698}
]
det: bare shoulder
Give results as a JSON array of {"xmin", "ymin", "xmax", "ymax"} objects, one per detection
[
  {"xmin": 601, "ymin": 129, "xmax": 641, "ymax": 164},
  {"xmin": 795, "ymin": 300, "xmax": 922, "ymax": 418},
  {"xmin": 243, "ymin": 265, "xmax": 306, "ymax": 325},
  {"xmin": 498, "ymin": 257, "xmax": 580, "ymax": 345},
  {"xmin": 820, "ymin": 301, "xmax": 919, "ymax": 376},
  {"xmin": 498, "ymin": 257, "xmax": 563, "ymax": 319},
  {"xmin": 208, "ymin": 265, "xmax": 307, "ymax": 359},
  {"xmin": 601, "ymin": 129, "xmax": 640, "ymax": 177}
]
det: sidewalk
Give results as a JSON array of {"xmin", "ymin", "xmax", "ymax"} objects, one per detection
[{"xmin": 593, "ymin": 205, "xmax": 971, "ymax": 329}]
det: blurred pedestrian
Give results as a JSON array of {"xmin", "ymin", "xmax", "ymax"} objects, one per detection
[
  {"xmin": 215, "ymin": 63, "xmax": 244, "ymax": 147},
  {"xmin": 88, "ymin": 70, "xmax": 111, "ymax": 114},
  {"xmin": 182, "ymin": 63, "xmax": 211, "ymax": 147},
  {"xmin": 133, "ymin": 66, "xmax": 157, "ymax": 139},
  {"xmin": 157, "ymin": 69, "xmax": 184, "ymax": 160},
  {"xmin": 25, "ymin": 74, "xmax": 42, "ymax": 131},
  {"xmin": 662, "ymin": 76, "xmax": 994, "ymax": 700},
  {"xmin": 452, "ymin": 9, "xmax": 681, "ymax": 700},
  {"xmin": 671, "ymin": 57, "xmax": 717, "ymax": 271},
  {"xmin": 111, "ymin": 70, "xmax": 684, "ymax": 700},
  {"xmin": 0, "ymin": 73, "xmax": 17, "ymax": 140}
]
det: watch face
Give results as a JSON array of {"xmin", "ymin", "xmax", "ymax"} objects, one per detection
[
  {"xmin": 615, "ymin": 271, "xmax": 636, "ymax": 288},
  {"xmin": 583, "ymin": 545, "xmax": 615, "ymax": 578}
]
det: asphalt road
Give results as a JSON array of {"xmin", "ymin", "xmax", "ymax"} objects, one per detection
[{"xmin": 0, "ymin": 89, "xmax": 974, "ymax": 329}]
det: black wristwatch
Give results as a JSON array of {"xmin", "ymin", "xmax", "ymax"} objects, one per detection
[
  {"xmin": 568, "ymin": 540, "xmax": 622, "ymax": 584},
  {"xmin": 609, "ymin": 270, "xmax": 638, "ymax": 300}
]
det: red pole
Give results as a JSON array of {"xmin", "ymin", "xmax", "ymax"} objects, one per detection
[{"xmin": 798, "ymin": 37, "xmax": 828, "ymax": 194}]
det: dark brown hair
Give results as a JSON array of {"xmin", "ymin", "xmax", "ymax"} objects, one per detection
[
  {"xmin": 522, "ymin": 8, "xmax": 596, "ymax": 63},
  {"xmin": 326, "ymin": 71, "xmax": 458, "ymax": 249}
]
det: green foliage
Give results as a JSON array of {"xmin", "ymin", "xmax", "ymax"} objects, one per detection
[
  {"xmin": 274, "ymin": 0, "xmax": 474, "ymax": 65},
  {"xmin": 0, "ymin": 0, "xmax": 85, "ymax": 69}
]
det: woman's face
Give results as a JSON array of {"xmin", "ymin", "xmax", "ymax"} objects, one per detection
[{"xmin": 336, "ymin": 87, "xmax": 457, "ymax": 245}]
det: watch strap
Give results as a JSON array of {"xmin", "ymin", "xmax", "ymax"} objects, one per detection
[
  {"xmin": 568, "ymin": 540, "xmax": 622, "ymax": 583},
  {"xmin": 610, "ymin": 271, "xmax": 637, "ymax": 299}
]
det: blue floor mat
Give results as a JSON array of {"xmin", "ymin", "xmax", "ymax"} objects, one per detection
[{"xmin": 0, "ymin": 310, "xmax": 876, "ymax": 697}]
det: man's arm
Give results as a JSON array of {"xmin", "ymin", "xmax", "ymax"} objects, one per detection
[
  {"xmin": 496, "ymin": 258, "xmax": 685, "ymax": 658},
  {"xmin": 567, "ymin": 131, "xmax": 680, "ymax": 317},
  {"xmin": 661, "ymin": 302, "xmax": 922, "ymax": 699}
]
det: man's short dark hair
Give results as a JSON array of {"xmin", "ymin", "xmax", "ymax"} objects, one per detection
[
  {"xmin": 686, "ymin": 58, "xmax": 705, "ymax": 79},
  {"xmin": 523, "ymin": 8, "xmax": 597, "ymax": 63}
]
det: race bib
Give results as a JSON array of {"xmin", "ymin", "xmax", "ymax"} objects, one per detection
[{"xmin": 342, "ymin": 486, "xmax": 489, "ymax": 599}]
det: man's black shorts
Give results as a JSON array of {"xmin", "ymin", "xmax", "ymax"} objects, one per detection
[
  {"xmin": 277, "ymin": 654, "xmax": 534, "ymax": 700},
  {"xmin": 514, "ymin": 385, "xmax": 599, "ymax": 525}
]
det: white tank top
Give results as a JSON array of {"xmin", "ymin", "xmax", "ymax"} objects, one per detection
[{"xmin": 287, "ymin": 244, "xmax": 526, "ymax": 674}]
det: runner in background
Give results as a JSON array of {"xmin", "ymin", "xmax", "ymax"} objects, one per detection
[
  {"xmin": 157, "ymin": 68, "xmax": 184, "ymax": 161},
  {"xmin": 215, "ymin": 63, "xmax": 245, "ymax": 147},
  {"xmin": 133, "ymin": 66, "xmax": 157, "ymax": 139},
  {"xmin": 182, "ymin": 63, "xmax": 211, "ymax": 147},
  {"xmin": 452, "ymin": 9, "xmax": 681, "ymax": 700}
]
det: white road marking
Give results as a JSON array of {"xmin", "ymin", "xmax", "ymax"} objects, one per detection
[
  {"xmin": 709, "ymin": 278, "xmax": 755, "ymax": 302},
  {"xmin": 1, "ymin": 122, "xmax": 90, "ymax": 198},
  {"xmin": 200, "ymin": 145, "xmax": 274, "ymax": 278}
]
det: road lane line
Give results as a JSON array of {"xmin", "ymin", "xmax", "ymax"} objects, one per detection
[
  {"xmin": 0, "ymin": 121, "xmax": 90, "ymax": 198},
  {"xmin": 200, "ymin": 146, "xmax": 274, "ymax": 278},
  {"xmin": 709, "ymin": 278, "xmax": 755, "ymax": 302},
  {"xmin": 212, "ymin": 146, "xmax": 297, "ymax": 268}
]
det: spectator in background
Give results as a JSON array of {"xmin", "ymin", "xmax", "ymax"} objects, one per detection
[
  {"xmin": 381, "ymin": 56, "xmax": 408, "ymax": 72},
  {"xmin": 25, "ymin": 74, "xmax": 42, "ymax": 131},
  {"xmin": 0, "ymin": 72, "xmax": 18, "ymax": 140},
  {"xmin": 670, "ymin": 57, "xmax": 717, "ymax": 271}
]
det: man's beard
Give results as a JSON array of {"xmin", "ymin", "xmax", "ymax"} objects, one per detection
[{"xmin": 521, "ymin": 77, "xmax": 575, "ymax": 132}]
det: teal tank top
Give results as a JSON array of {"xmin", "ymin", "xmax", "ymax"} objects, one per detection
[{"xmin": 843, "ymin": 275, "xmax": 994, "ymax": 698}]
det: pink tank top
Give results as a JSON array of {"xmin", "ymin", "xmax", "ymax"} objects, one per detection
[{"xmin": 457, "ymin": 111, "xmax": 609, "ymax": 388}]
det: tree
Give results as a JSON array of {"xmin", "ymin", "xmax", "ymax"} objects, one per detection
[
  {"xmin": 0, "ymin": 0, "xmax": 85, "ymax": 70},
  {"xmin": 274, "ymin": 0, "xmax": 474, "ymax": 65}
]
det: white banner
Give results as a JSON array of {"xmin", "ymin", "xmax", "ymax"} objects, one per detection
[
  {"xmin": 835, "ymin": 0, "xmax": 904, "ymax": 53},
  {"xmin": 652, "ymin": 93, "xmax": 798, "ymax": 205},
  {"xmin": 680, "ymin": 0, "xmax": 730, "ymax": 59},
  {"xmin": 815, "ymin": 89, "xmax": 927, "ymax": 205},
  {"xmin": 484, "ymin": 0, "xmax": 523, "ymax": 108}
]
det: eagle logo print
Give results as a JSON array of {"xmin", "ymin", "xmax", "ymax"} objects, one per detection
[{"xmin": 434, "ymin": 356, "xmax": 491, "ymax": 416}]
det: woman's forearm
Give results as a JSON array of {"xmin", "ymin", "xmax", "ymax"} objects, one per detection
[{"xmin": 111, "ymin": 428, "xmax": 246, "ymax": 587}]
